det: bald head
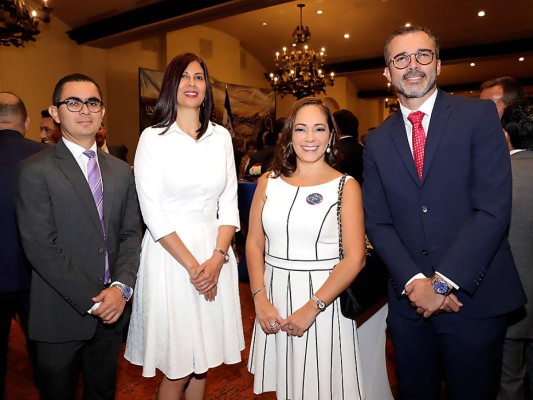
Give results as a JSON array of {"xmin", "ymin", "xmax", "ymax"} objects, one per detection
[{"xmin": 0, "ymin": 92, "xmax": 29, "ymax": 136}]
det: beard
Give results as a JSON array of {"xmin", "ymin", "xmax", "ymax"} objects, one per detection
[{"xmin": 392, "ymin": 69, "xmax": 437, "ymax": 99}]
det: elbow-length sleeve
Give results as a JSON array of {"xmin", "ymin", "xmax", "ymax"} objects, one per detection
[{"xmin": 216, "ymin": 127, "xmax": 240, "ymax": 231}]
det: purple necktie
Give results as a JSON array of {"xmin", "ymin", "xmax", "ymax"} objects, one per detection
[{"xmin": 83, "ymin": 150, "xmax": 110, "ymax": 283}]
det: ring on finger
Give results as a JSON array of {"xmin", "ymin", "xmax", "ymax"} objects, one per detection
[{"xmin": 269, "ymin": 321, "xmax": 279, "ymax": 330}]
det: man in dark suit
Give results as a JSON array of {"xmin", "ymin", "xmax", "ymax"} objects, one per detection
[
  {"xmin": 95, "ymin": 122, "xmax": 129, "ymax": 163},
  {"xmin": 498, "ymin": 98, "xmax": 533, "ymax": 400},
  {"xmin": 363, "ymin": 26, "xmax": 526, "ymax": 399},
  {"xmin": 0, "ymin": 92, "xmax": 44, "ymax": 399},
  {"xmin": 15, "ymin": 74, "xmax": 142, "ymax": 400},
  {"xmin": 333, "ymin": 109, "xmax": 364, "ymax": 184}
]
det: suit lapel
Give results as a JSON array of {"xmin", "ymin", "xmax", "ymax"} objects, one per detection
[
  {"xmin": 421, "ymin": 89, "xmax": 452, "ymax": 184},
  {"xmin": 54, "ymin": 140, "xmax": 105, "ymax": 238},
  {"xmin": 388, "ymin": 111, "xmax": 422, "ymax": 186},
  {"xmin": 98, "ymin": 150, "xmax": 114, "ymax": 239}
]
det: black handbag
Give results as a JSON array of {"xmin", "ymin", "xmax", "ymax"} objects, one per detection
[{"xmin": 336, "ymin": 175, "xmax": 388, "ymax": 319}]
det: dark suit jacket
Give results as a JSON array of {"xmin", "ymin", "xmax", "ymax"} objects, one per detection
[
  {"xmin": 15, "ymin": 139, "xmax": 142, "ymax": 342},
  {"xmin": 0, "ymin": 130, "xmax": 45, "ymax": 294},
  {"xmin": 107, "ymin": 142, "xmax": 128, "ymax": 163},
  {"xmin": 363, "ymin": 90, "xmax": 526, "ymax": 319},
  {"xmin": 245, "ymin": 146, "xmax": 276, "ymax": 177},
  {"xmin": 507, "ymin": 150, "xmax": 533, "ymax": 338},
  {"xmin": 337, "ymin": 135, "xmax": 363, "ymax": 184}
]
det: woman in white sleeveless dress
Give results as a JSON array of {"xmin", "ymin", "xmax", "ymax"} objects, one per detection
[
  {"xmin": 246, "ymin": 97, "xmax": 366, "ymax": 399},
  {"xmin": 124, "ymin": 53, "xmax": 244, "ymax": 400}
]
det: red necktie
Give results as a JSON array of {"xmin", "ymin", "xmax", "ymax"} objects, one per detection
[{"xmin": 407, "ymin": 111, "xmax": 426, "ymax": 180}]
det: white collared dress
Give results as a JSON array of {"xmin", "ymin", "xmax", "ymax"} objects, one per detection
[{"xmin": 125, "ymin": 122, "xmax": 244, "ymax": 379}]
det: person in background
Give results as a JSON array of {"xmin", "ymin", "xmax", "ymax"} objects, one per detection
[
  {"xmin": 95, "ymin": 122, "xmax": 129, "ymax": 163},
  {"xmin": 363, "ymin": 25, "xmax": 526, "ymax": 399},
  {"xmin": 333, "ymin": 109, "xmax": 364, "ymax": 184},
  {"xmin": 498, "ymin": 97, "xmax": 533, "ymax": 400},
  {"xmin": 0, "ymin": 92, "xmax": 44, "ymax": 400},
  {"xmin": 15, "ymin": 74, "xmax": 142, "ymax": 400},
  {"xmin": 125, "ymin": 53, "xmax": 244, "ymax": 400},
  {"xmin": 245, "ymin": 117, "xmax": 285, "ymax": 179},
  {"xmin": 480, "ymin": 76, "xmax": 525, "ymax": 118},
  {"xmin": 39, "ymin": 109, "xmax": 61, "ymax": 144},
  {"xmin": 246, "ymin": 97, "xmax": 366, "ymax": 399}
]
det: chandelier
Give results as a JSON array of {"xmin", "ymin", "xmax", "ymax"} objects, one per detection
[
  {"xmin": 0, "ymin": 0, "xmax": 52, "ymax": 47},
  {"xmin": 265, "ymin": 3, "xmax": 334, "ymax": 99}
]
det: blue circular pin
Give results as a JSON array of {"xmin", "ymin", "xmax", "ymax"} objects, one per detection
[{"xmin": 306, "ymin": 193, "xmax": 323, "ymax": 205}]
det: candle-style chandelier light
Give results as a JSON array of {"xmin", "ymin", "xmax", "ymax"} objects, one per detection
[
  {"xmin": 264, "ymin": 3, "xmax": 334, "ymax": 99},
  {"xmin": 0, "ymin": 0, "xmax": 53, "ymax": 48}
]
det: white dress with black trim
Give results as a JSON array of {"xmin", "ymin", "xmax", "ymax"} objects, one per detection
[{"xmin": 248, "ymin": 175, "xmax": 364, "ymax": 400}]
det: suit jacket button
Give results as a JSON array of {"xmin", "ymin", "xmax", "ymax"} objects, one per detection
[
  {"xmin": 421, "ymin": 249, "xmax": 428, "ymax": 255},
  {"xmin": 98, "ymin": 248, "xmax": 104, "ymax": 254},
  {"xmin": 98, "ymin": 276, "xmax": 103, "ymax": 281},
  {"xmin": 421, "ymin": 206, "xmax": 428, "ymax": 213}
]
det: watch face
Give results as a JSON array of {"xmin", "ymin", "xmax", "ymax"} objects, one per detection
[
  {"xmin": 317, "ymin": 300, "xmax": 326, "ymax": 310},
  {"xmin": 433, "ymin": 279, "xmax": 449, "ymax": 295},
  {"xmin": 122, "ymin": 286, "xmax": 133, "ymax": 299}
]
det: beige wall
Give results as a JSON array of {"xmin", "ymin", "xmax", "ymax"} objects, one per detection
[{"xmin": 1, "ymin": 15, "xmax": 383, "ymax": 160}]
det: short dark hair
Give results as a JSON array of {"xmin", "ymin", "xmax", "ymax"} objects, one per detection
[
  {"xmin": 384, "ymin": 25, "xmax": 440, "ymax": 65},
  {"xmin": 271, "ymin": 97, "xmax": 340, "ymax": 177},
  {"xmin": 480, "ymin": 76, "xmax": 525, "ymax": 107},
  {"xmin": 40, "ymin": 109, "xmax": 60, "ymax": 126},
  {"xmin": 502, "ymin": 97, "xmax": 533, "ymax": 150},
  {"xmin": 0, "ymin": 91, "xmax": 27, "ymax": 121},
  {"xmin": 333, "ymin": 109, "xmax": 359, "ymax": 137},
  {"xmin": 152, "ymin": 53, "xmax": 215, "ymax": 139},
  {"xmin": 52, "ymin": 73, "xmax": 103, "ymax": 107}
]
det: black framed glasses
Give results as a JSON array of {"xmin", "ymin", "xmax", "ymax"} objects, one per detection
[
  {"xmin": 57, "ymin": 98, "xmax": 104, "ymax": 113},
  {"xmin": 388, "ymin": 50, "xmax": 435, "ymax": 69}
]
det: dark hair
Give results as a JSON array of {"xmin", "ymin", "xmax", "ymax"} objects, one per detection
[
  {"xmin": 273, "ymin": 117, "xmax": 286, "ymax": 133},
  {"xmin": 0, "ymin": 91, "xmax": 27, "ymax": 121},
  {"xmin": 263, "ymin": 129, "xmax": 278, "ymax": 146},
  {"xmin": 152, "ymin": 53, "xmax": 215, "ymax": 139},
  {"xmin": 502, "ymin": 97, "xmax": 533, "ymax": 150},
  {"xmin": 271, "ymin": 97, "xmax": 340, "ymax": 177},
  {"xmin": 52, "ymin": 73, "xmax": 103, "ymax": 106},
  {"xmin": 384, "ymin": 25, "xmax": 440, "ymax": 65},
  {"xmin": 480, "ymin": 76, "xmax": 525, "ymax": 107},
  {"xmin": 333, "ymin": 109, "xmax": 359, "ymax": 137}
]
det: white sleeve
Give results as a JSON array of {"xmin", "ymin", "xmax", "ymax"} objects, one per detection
[{"xmin": 216, "ymin": 129, "xmax": 240, "ymax": 231}]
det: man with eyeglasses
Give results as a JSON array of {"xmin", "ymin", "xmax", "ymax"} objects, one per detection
[
  {"xmin": 363, "ymin": 26, "xmax": 526, "ymax": 399},
  {"xmin": 15, "ymin": 73, "xmax": 142, "ymax": 400}
]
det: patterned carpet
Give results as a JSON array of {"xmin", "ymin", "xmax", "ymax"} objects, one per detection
[{"xmin": 5, "ymin": 282, "xmax": 396, "ymax": 399}]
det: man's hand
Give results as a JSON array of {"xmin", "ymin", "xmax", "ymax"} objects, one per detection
[
  {"xmin": 406, "ymin": 278, "xmax": 463, "ymax": 318},
  {"xmin": 91, "ymin": 287, "xmax": 127, "ymax": 324}
]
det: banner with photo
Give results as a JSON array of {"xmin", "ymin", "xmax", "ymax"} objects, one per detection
[{"xmin": 139, "ymin": 67, "xmax": 275, "ymax": 143}]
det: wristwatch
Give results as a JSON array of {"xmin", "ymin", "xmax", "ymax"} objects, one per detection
[
  {"xmin": 311, "ymin": 294, "xmax": 326, "ymax": 312},
  {"xmin": 430, "ymin": 275, "xmax": 452, "ymax": 296},
  {"xmin": 111, "ymin": 283, "xmax": 133, "ymax": 301},
  {"xmin": 214, "ymin": 248, "xmax": 230, "ymax": 264}
]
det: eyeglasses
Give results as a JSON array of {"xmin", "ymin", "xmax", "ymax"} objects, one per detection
[
  {"xmin": 57, "ymin": 98, "xmax": 104, "ymax": 113},
  {"xmin": 388, "ymin": 50, "xmax": 435, "ymax": 70}
]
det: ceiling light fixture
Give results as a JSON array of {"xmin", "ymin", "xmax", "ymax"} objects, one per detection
[
  {"xmin": 478, "ymin": 10, "xmax": 485, "ymax": 17},
  {"xmin": 264, "ymin": 3, "xmax": 334, "ymax": 99},
  {"xmin": 344, "ymin": 33, "xmax": 350, "ymax": 39},
  {"xmin": 519, "ymin": 57, "xmax": 525, "ymax": 61},
  {"xmin": 0, "ymin": 0, "xmax": 53, "ymax": 47}
]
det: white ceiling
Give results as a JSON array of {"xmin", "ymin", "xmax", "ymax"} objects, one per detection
[{"xmin": 50, "ymin": 0, "xmax": 533, "ymax": 96}]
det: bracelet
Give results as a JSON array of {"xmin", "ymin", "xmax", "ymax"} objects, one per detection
[
  {"xmin": 213, "ymin": 248, "xmax": 229, "ymax": 264},
  {"xmin": 251, "ymin": 287, "xmax": 262, "ymax": 298}
]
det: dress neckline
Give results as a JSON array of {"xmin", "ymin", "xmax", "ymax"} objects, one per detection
[{"xmin": 278, "ymin": 175, "xmax": 343, "ymax": 189}]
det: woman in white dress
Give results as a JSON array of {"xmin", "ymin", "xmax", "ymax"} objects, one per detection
[
  {"xmin": 124, "ymin": 53, "xmax": 244, "ymax": 400},
  {"xmin": 246, "ymin": 97, "xmax": 366, "ymax": 399}
]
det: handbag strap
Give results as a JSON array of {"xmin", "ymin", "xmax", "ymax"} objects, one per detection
[{"xmin": 337, "ymin": 174, "xmax": 347, "ymax": 261}]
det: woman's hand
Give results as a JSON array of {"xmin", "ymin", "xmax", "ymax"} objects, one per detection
[
  {"xmin": 281, "ymin": 301, "xmax": 320, "ymax": 337},
  {"xmin": 190, "ymin": 253, "xmax": 224, "ymax": 301},
  {"xmin": 254, "ymin": 293, "xmax": 283, "ymax": 334}
]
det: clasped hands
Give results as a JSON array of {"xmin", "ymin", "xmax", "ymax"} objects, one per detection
[
  {"xmin": 189, "ymin": 255, "xmax": 224, "ymax": 302},
  {"xmin": 405, "ymin": 278, "xmax": 463, "ymax": 318},
  {"xmin": 256, "ymin": 298, "xmax": 317, "ymax": 338}
]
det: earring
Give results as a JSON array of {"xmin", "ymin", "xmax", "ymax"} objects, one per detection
[{"xmin": 326, "ymin": 143, "xmax": 331, "ymax": 154}]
